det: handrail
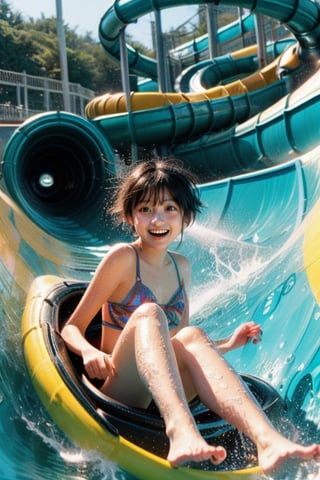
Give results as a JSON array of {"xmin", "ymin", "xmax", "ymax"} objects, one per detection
[{"xmin": 0, "ymin": 68, "xmax": 95, "ymax": 119}]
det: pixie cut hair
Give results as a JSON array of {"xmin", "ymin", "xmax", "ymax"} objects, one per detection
[{"xmin": 110, "ymin": 158, "xmax": 203, "ymax": 229}]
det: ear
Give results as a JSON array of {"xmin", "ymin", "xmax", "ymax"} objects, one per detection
[
  {"xmin": 126, "ymin": 215, "xmax": 134, "ymax": 226},
  {"xmin": 183, "ymin": 215, "xmax": 190, "ymax": 228}
]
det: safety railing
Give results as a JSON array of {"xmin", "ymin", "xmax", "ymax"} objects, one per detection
[{"xmin": 0, "ymin": 69, "xmax": 95, "ymax": 120}]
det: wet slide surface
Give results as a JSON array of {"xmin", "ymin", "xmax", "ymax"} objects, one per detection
[
  {"xmin": 0, "ymin": 152, "xmax": 320, "ymax": 479},
  {"xmin": 0, "ymin": 0, "xmax": 320, "ymax": 478}
]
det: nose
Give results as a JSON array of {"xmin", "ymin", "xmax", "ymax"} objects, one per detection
[{"xmin": 151, "ymin": 208, "xmax": 165, "ymax": 224}]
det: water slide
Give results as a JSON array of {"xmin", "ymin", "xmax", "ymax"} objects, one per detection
[
  {"xmin": 1, "ymin": 143, "xmax": 320, "ymax": 480},
  {"xmin": 132, "ymin": 12, "xmax": 257, "ymax": 92},
  {"xmin": 0, "ymin": 0, "xmax": 320, "ymax": 478},
  {"xmin": 85, "ymin": 41, "xmax": 293, "ymax": 116},
  {"xmin": 175, "ymin": 38, "xmax": 297, "ymax": 92},
  {"xmin": 169, "ymin": 13, "xmax": 255, "ymax": 68}
]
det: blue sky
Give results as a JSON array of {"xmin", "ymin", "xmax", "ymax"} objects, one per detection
[{"xmin": 8, "ymin": 1, "xmax": 198, "ymax": 46}]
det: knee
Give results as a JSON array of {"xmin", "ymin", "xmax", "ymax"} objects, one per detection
[
  {"xmin": 133, "ymin": 302, "xmax": 166, "ymax": 323},
  {"xmin": 174, "ymin": 325, "xmax": 208, "ymax": 348},
  {"xmin": 132, "ymin": 303, "xmax": 169, "ymax": 331}
]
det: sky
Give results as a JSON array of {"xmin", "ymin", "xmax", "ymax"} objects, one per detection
[{"xmin": 7, "ymin": 0, "xmax": 199, "ymax": 47}]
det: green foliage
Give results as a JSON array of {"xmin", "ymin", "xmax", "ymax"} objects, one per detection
[
  {"xmin": 0, "ymin": 0, "xmax": 122, "ymax": 94},
  {"xmin": 0, "ymin": 0, "xmax": 23, "ymax": 26}
]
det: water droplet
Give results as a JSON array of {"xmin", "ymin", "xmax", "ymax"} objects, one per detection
[
  {"xmin": 285, "ymin": 354, "xmax": 295, "ymax": 365},
  {"xmin": 238, "ymin": 294, "xmax": 246, "ymax": 305},
  {"xmin": 314, "ymin": 311, "xmax": 320, "ymax": 321}
]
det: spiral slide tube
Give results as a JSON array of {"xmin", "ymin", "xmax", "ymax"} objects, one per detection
[
  {"xmin": 1, "ymin": 134, "xmax": 320, "ymax": 479},
  {"xmin": 178, "ymin": 38, "xmax": 296, "ymax": 93},
  {"xmin": 176, "ymin": 44, "xmax": 259, "ymax": 93},
  {"xmin": 86, "ymin": 57, "xmax": 285, "ymax": 117},
  {"xmin": 91, "ymin": 0, "xmax": 320, "ymax": 177},
  {"xmin": 99, "ymin": 5, "xmax": 257, "ymax": 81},
  {"xmin": 85, "ymin": 39, "xmax": 294, "ymax": 117},
  {"xmin": 98, "ymin": 0, "xmax": 320, "ymax": 82},
  {"xmin": 171, "ymin": 66, "xmax": 320, "ymax": 178},
  {"xmin": 92, "ymin": 80, "xmax": 287, "ymax": 160},
  {"xmin": 1, "ymin": 2, "xmax": 320, "ymax": 478},
  {"xmin": 2, "ymin": 0, "xmax": 320, "ymax": 243},
  {"xmin": 170, "ymin": 13, "xmax": 255, "ymax": 67},
  {"xmin": 136, "ymin": 14, "xmax": 256, "ymax": 92}
]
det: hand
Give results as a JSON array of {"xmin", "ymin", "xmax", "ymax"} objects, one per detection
[
  {"xmin": 82, "ymin": 348, "xmax": 115, "ymax": 380},
  {"xmin": 229, "ymin": 321, "xmax": 262, "ymax": 350}
]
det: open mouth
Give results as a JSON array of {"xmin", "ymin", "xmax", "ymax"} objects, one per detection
[{"xmin": 149, "ymin": 229, "xmax": 169, "ymax": 237}]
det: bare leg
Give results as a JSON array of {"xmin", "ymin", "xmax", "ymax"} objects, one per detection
[
  {"xmin": 101, "ymin": 303, "xmax": 226, "ymax": 466},
  {"xmin": 172, "ymin": 326, "xmax": 320, "ymax": 475}
]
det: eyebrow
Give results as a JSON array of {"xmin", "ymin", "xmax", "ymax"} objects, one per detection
[{"xmin": 138, "ymin": 197, "xmax": 177, "ymax": 204}]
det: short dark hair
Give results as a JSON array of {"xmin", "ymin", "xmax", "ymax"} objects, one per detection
[{"xmin": 110, "ymin": 158, "xmax": 203, "ymax": 231}]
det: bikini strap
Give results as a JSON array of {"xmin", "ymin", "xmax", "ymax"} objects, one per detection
[
  {"xmin": 131, "ymin": 245, "xmax": 182, "ymax": 286},
  {"xmin": 131, "ymin": 245, "xmax": 141, "ymax": 281},
  {"xmin": 168, "ymin": 252, "xmax": 182, "ymax": 287}
]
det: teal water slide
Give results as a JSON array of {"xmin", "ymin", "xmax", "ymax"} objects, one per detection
[
  {"xmin": 170, "ymin": 13, "xmax": 255, "ymax": 67},
  {"xmin": 0, "ymin": 0, "xmax": 320, "ymax": 479},
  {"xmin": 176, "ymin": 38, "xmax": 296, "ymax": 92},
  {"xmin": 1, "ymin": 143, "xmax": 320, "ymax": 480}
]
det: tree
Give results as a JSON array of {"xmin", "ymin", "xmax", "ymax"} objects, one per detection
[
  {"xmin": 0, "ymin": 0, "xmax": 23, "ymax": 26},
  {"xmin": 0, "ymin": 19, "xmax": 40, "ymax": 73},
  {"xmin": 0, "ymin": 1, "xmax": 122, "ymax": 94}
]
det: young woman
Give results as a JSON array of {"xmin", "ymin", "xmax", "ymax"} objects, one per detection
[{"xmin": 62, "ymin": 158, "xmax": 320, "ymax": 474}]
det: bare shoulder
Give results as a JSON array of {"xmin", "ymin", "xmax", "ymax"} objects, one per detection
[
  {"xmin": 107, "ymin": 242, "xmax": 136, "ymax": 259},
  {"xmin": 97, "ymin": 243, "xmax": 136, "ymax": 276},
  {"xmin": 170, "ymin": 251, "xmax": 190, "ymax": 267}
]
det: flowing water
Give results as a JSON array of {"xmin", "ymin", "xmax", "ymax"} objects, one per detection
[{"xmin": 0, "ymin": 153, "xmax": 320, "ymax": 479}]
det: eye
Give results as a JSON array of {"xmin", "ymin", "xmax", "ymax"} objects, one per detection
[
  {"xmin": 166, "ymin": 203, "xmax": 179, "ymax": 212},
  {"xmin": 138, "ymin": 204, "xmax": 152, "ymax": 213}
]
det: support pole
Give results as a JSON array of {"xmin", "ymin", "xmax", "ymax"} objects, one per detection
[
  {"xmin": 56, "ymin": 0, "xmax": 71, "ymax": 111},
  {"xmin": 119, "ymin": 28, "xmax": 138, "ymax": 162},
  {"xmin": 207, "ymin": 4, "xmax": 219, "ymax": 59},
  {"xmin": 154, "ymin": 9, "xmax": 171, "ymax": 92},
  {"xmin": 255, "ymin": 13, "xmax": 267, "ymax": 69}
]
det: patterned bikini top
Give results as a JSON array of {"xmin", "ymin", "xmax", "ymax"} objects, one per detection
[{"xmin": 103, "ymin": 246, "xmax": 186, "ymax": 331}]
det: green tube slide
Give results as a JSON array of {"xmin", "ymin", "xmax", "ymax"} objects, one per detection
[
  {"xmin": 171, "ymin": 67, "xmax": 320, "ymax": 178},
  {"xmin": 2, "ymin": 0, "xmax": 320, "ymax": 243},
  {"xmin": 1, "ymin": 112, "xmax": 119, "ymax": 245},
  {"xmin": 92, "ymin": 80, "xmax": 287, "ymax": 157},
  {"xmin": 99, "ymin": 0, "xmax": 320, "ymax": 81},
  {"xmin": 169, "ymin": 13, "xmax": 255, "ymax": 67},
  {"xmin": 0, "ymin": 133, "xmax": 320, "ymax": 479},
  {"xmin": 177, "ymin": 38, "xmax": 296, "ymax": 93},
  {"xmin": 1, "ymin": 1, "xmax": 320, "ymax": 477}
]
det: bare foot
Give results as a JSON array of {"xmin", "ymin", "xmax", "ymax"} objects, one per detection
[
  {"xmin": 258, "ymin": 435, "xmax": 320, "ymax": 475},
  {"xmin": 167, "ymin": 434, "xmax": 227, "ymax": 467}
]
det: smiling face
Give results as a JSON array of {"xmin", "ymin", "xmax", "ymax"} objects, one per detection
[
  {"xmin": 128, "ymin": 189, "xmax": 185, "ymax": 248},
  {"xmin": 109, "ymin": 159, "xmax": 203, "ymax": 242}
]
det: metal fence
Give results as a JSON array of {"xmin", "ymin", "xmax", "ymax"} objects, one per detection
[{"xmin": 0, "ymin": 69, "xmax": 95, "ymax": 120}]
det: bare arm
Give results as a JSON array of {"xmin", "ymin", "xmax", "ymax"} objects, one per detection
[
  {"xmin": 215, "ymin": 321, "xmax": 262, "ymax": 354},
  {"xmin": 61, "ymin": 243, "xmax": 133, "ymax": 379},
  {"xmin": 172, "ymin": 255, "xmax": 262, "ymax": 354}
]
